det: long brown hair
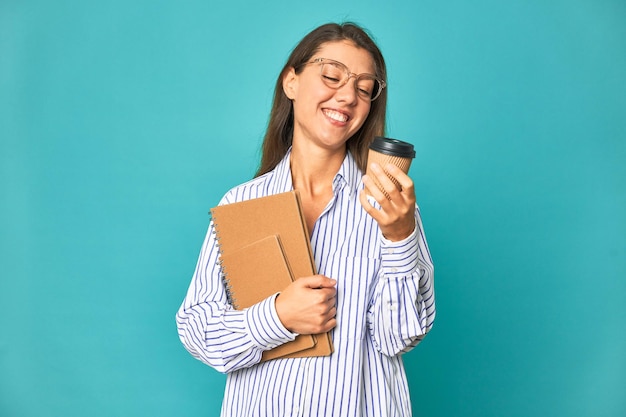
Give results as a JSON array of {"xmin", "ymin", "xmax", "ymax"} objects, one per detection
[{"xmin": 255, "ymin": 22, "xmax": 387, "ymax": 177}]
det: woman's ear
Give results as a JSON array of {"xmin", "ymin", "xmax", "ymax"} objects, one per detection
[{"xmin": 282, "ymin": 67, "xmax": 298, "ymax": 100}]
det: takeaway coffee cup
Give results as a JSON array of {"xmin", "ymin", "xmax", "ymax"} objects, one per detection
[{"xmin": 366, "ymin": 136, "xmax": 416, "ymax": 197}]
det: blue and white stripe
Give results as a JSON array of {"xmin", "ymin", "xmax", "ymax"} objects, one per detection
[{"xmin": 177, "ymin": 149, "xmax": 435, "ymax": 416}]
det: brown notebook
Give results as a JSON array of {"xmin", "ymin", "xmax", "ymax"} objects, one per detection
[
  {"xmin": 210, "ymin": 190, "xmax": 334, "ymax": 360},
  {"xmin": 219, "ymin": 235, "xmax": 316, "ymax": 360}
]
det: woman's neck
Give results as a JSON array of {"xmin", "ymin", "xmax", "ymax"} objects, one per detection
[
  {"xmin": 289, "ymin": 143, "xmax": 346, "ymax": 196},
  {"xmin": 289, "ymin": 143, "xmax": 346, "ymax": 233}
]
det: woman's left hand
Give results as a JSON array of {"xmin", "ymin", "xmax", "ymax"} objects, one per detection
[{"xmin": 359, "ymin": 162, "xmax": 416, "ymax": 242}]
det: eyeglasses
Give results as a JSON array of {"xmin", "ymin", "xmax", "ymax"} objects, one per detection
[{"xmin": 306, "ymin": 57, "xmax": 386, "ymax": 102}]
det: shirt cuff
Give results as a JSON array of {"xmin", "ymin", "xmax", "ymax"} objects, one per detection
[
  {"xmin": 379, "ymin": 225, "xmax": 419, "ymax": 276},
  {"xmin": 244, "ymin": 293, "xmax": 297, "ymax": 350}
]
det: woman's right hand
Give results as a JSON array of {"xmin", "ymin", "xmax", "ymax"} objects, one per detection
[{"xmin": 274, "ymin": 275, "xmax": 337, "ymax": 335}]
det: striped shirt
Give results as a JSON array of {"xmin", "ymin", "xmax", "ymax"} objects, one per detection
[{"xmin": 176, "ymin": 149, "xmax": 435, "ymax": 416}]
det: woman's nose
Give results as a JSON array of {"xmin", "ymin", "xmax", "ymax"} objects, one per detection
[{"xmin": 334, "ymin": 77, "xmax": 359, "ymax": 104}]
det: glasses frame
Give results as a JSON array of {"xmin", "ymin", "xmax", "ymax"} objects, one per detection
[{"xmin": 307, "ymin": 57, "xmax": 386, "ymax": 102}]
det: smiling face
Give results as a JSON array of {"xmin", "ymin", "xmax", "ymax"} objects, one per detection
[{"xmin": 282, "ymin": 40, "xmax": 376, "ymax": 154}]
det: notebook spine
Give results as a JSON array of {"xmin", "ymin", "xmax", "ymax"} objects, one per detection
[{"xmin": 211, "ymin": 210, "xmax": 238, "ymax": 309}]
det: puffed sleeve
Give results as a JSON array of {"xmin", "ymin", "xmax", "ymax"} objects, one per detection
[{"xmin": 367, "ymin": 205, "xmax": 435, "ymax": 356}]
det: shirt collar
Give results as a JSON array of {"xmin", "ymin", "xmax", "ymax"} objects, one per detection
[
  {"xmin": 268, "ymin": 148, "xmax": 294, "ymax": 194},
  {"xmin": 269, "ymin": 147, "xmax": 362, "ymax": 197},
  {"xmin": 333, "ymin": 150, "xmax": 361, "ymax": 197}
]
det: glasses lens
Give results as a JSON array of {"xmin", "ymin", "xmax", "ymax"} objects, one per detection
[
  {"xmin": 356, "ymin": 76, "xmax": 378, "ymax": 100},
  {"xmin": 320, "ymin": 62, "xmax": 346, "ymax": 88}
]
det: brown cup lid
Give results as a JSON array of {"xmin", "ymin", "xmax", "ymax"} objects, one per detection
[{"xmin": 369, "ymin": 136, "xmax": 415, "ymax": 158}]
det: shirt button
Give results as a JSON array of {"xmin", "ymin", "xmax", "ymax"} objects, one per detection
[{"xmin": 391, "ymin": 267, "xmax": 398, "ymax": 273}]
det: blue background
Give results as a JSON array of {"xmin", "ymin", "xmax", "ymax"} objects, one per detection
[{"xmin": 1, "ymin": 1, "xmax": 625, "ymax": 416}]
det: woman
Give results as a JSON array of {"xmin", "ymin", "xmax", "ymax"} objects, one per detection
[{"xmin": 177, "ymin": 22, "xmax": 435, "ymax": 416}]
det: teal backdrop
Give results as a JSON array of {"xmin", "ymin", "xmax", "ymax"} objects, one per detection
[{"xmin": 1, "ymin": 1, "xmax": 625, "ymax": 416}]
